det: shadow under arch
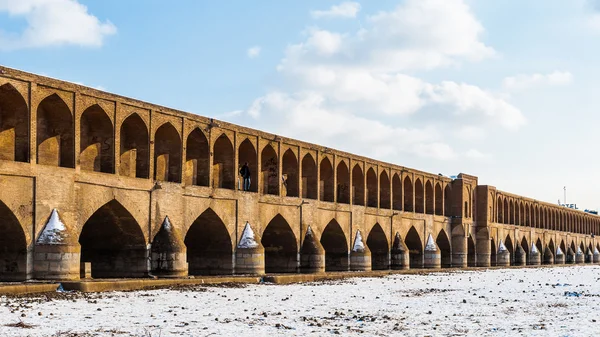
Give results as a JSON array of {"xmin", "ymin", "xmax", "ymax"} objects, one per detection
[
  {"xmin": 405, "ymin": 226, "xmax": 423, "ymax": 268},
  {"xmin": 0, "ymin": 83, "xmax": 29, "ymax": 162},
  {"xmin": 120, "ymin": 113, "xmax": 149, "ymax": 178},
  {"xmin": 37, "ymin": 93, "xmax": 74, "ymax": 168},
  {"xmin": 0, "ymin": 200, "xmax": 28, "ymax": 281},
  {"xmin": 367, "ymin": 223, "xmax": 389, "ymax": 270},
  {"xmin": 320, "ymin": 220, "xmax": 349, "ymax": 271},
  {"xmin": 436, "ymin": 229, "xmax": 452, "ymax": 268},
  {"xmin": 467, "ymin": 235, "xmax": 476, "ymax": 267},
  {"xmin": 261, "ymin": 215, "xmax": 298, "ymax": 273},
  {"xmin": 505, "ymin": 235, "xmax": 514, "ymax": 265},
  {"xmin": 185, "ymin": 208, "xmax": 233, "ymax": 275},
  {"xmin": 79, "ymin": 200, "xmax": 148, "ymax": 278}
]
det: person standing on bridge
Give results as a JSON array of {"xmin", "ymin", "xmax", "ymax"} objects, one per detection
[{"xmin": 240, "ymin": 162, "xmax": 251, "ymax": 191}]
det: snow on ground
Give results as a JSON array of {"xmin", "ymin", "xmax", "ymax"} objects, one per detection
[{"xmin": 1, "ymin": 266, "xmax": 599, "ymax": 336}]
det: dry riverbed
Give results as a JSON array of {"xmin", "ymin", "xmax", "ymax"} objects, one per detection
[{"xmin": 0, "ymin": 266, "xmax": 598, "ymax": 336}]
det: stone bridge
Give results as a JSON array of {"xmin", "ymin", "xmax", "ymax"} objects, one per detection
[{"xmin": 0, "ymin": 65, "xmax": 597, "ymax": 281}]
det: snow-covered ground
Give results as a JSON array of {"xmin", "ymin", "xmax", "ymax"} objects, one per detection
[{"xmin": 0, "ymin": 266, "xmax": 599, "ymax": 336}]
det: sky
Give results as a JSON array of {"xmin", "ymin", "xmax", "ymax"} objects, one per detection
[{"xmin": 1, "ymin": 0, "xmax": 600, "ymax": 210}]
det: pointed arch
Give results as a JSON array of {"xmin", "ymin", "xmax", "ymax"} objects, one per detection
[
  {"xmin": 497, "ymin": 196, "xmax": 503, "ymax": 223},
  {"xmin": 153, "ymin": 123, "xmax": 181, "ymax": 183},
  {"xmin": 379, "ymin": 171, "xmax": 391, "ymax": 209},
  {"xmin": 560, "ymin": 240, "xmax": 566, "ymax": 256},
  {"xmin": 320, "ymin": 220, "xmax": 349, "ymax": 271},
  {"xmin": 261, "ymin": 144, "xmax": 279, "ymax": 195},
  {"xmin": 436, "ymin": 229, "xmax": 451, "ymax": 268},
  {"xmin": 415, "ymin": 178, "xmax": 424, "ymax": 213},
  {"xmin": 282, "ymin": 149, "xmax": 298, "ymax": 197},
  {"xmin": 366, "ymin": 168, "xmax": 378, "ymax": 208},
  {"xmin": 301, "ymin": 153, "xmax": 317, "ymax": 199},
  {"xmin": 80, "ymin": 104, "xmax": 114, "ymax": 173},
  {"xmin": 0, "ymin": 200, "xmax": 28, "ymax": 281},
  {"xmin": 213, "ymin": 133, "xmax": 235, "ymax": 189},
  {"xmin": 525, "ymin": 203, "xmax": 530, "ymax": 227},
  {"xmin": 425, "ymin": 181, "xmax": 434, "ymax": 215},
  {"xmin": 336, "ymin": 161, "xmax": 350, "ymax": 204},
  {"xmin": 535, "ymin": 238, "xmax": 543, "ymax": 253},
  {"xmin": 319, "ymin": 157, "xmax": 334, "ymax": 202},
  {"xmin": 444, "ymin": 185, "xmax": 451, "ymax": 215},
  {"xmin": 185, "ymin": 128, "xmax": 209, "ymax": 186},
  {"xmin": 520, "ymin": 237, "xmax": 529, "ymax": 262},
  {"xmin": 509, "ymin": 200, "xmax": 515, "ymax": 225},
  {"xmin": 262, "ymin": 214, "xmax": 298, "ymax": 273},
  {"xmin": 79, "ymin": 200, "xmax": 147, "ymax": 278},
  {"xmin": 503, "ymin": 199, "xmax": 509, "ymax": 224},
  {"xmin": 405, "ymin": 226, "xmax": 423, "ymax": 268},
  {"xmin": 490, "ymin": 238, "xmax": 497, "ymax": 266},
  {"xmin": 519, "ymin": 202, "xmax": 525, "ymax": 226},
  {"xmin": 37, "ymin": 94, "xmax": 74, "ymax": 168},
  {"xmin": 0, "ymin": 83, "xmax": 29, "ymax": 162},
  {"xmin": 505, "ymin": 235, "xmax": 514, "ymax": 265},
  {"xmin": 392, "ymin": 173, "xmax": 402, "ymax": 210},
  {"xmin": 185, "ymin": 208, "xmax": 232, "ymax": 275},
  {"xmin": 352, "ymin": 164, "xmax": 365, "ymax": 206},
  {"xmin": 434, "ymin": 183, "xmax": 443, "ymax": 215},
  {"xmin": 238, "ymin": 138, "xmax": 258, "ymax": 192},
  {"xmin": 548, "ymin": 239, "xmax": 555, "ymax": 256},
  {"xmin": 120, "ymin": 113, "xmax": 149, "ymax": 178},
  {"xmin": 367, "ymin": 223, "xmax": 389, "ymax": 270},
  {"xmin": 467, "ymin": 235, "xmax": 476, "ymax": 267},
  {"xmin": 404, "ymin": 176, "xmax": 414, "ymax": 212}
]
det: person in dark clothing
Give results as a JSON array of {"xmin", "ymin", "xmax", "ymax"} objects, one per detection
[{"xmin": 240, "ymin": 162, "xmax": 251, "ymax": 191}]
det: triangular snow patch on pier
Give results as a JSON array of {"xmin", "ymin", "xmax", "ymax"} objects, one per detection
[
  {"xmin": 531, "ymin": 243, "xmax": 538, "ymax": 254},
  {"xmin": 37, "ymin": 209, "xmax": 67, "ymax": 245},
  {"xmin": 577, "ymin": 247, "xmax": 583, "ymax": 255},
  {"xmin": 556, "ymin": 246, "xmax": 564, "ymax": 256},
  {"xmin": 425, "ymin": 234, "xmax": 437, "ymax": 251},
  {"xmin": 352, "ymin": 230, "xmax": 365, "ymax": 252},
  {"xmin": 498, "ymin": 240, "xmax": 507, "ymax": 253},
  {"xmin": 238, "ymin": 222, "xmax": 259, "ymax": 249}
]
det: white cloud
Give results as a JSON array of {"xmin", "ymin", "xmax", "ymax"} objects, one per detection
[
  {"xmin": 237, "ymin": 0, "xmax": 524, "ymax": 162},
  {"xmin": 247, "ymin": 46, "xmax": 261, "ymax": 58},
  {"xmin": 503, "ymin": 71, "xmax": 573, "ymax": 91},
  {"xmin": 311, "ymin": 2, "xmax": 361, "ymax": 19},
  {"xmin": 455, "ymin": 126, "xmax": 486, "ymax": 141},
  {"xmin": 465, "ymin": 149, "xmax": 491, "ymax": 160},
  {"xmin": 0, "ymin": 0, "xmax": 116, "ymax": 50}
]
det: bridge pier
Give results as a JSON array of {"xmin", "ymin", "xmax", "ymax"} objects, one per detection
[
  {"xmin": 33, "ymin": 243, "xmax": 80, "ymax": 280},
  {"xmin": 496, "ymin": 250, "xmax": 510, "ymax": 267},
  {"xmin": 514, "ymin": 246, "xmax": 526, "ymax": 266},
  {"xmin": 451, "ymin": 236, "xmax": 467, "ymax": 268},
  {"xmin": 423, "ymin": 235, "xmax": 441, "ymax": 269},
  {"xmin": 150, "ymin": 217, "xmax": 188, "ymax": 278},
  {"xmin": 390, "ymin": 232, "xmax": 409, "ymax": 270},
  {"xmin": 543, "ymin": 247, "xmax": 554, "ymax": 265},
  {"xmin": 350, "ymin": 230, "xmax": 372, "ymax": 272},
  {"xmin": 585, "ymin": 249, "xmax": 593, "ymax": 264},
  {"xmin": 476, "ymin": 237, "xmax": 491, "ymax": 267},
  {"xmin": 235, "ymin": 224, "xmax": 265, "ymax": 275},
  {"xmin": 566, "ymin": 248, "xmax": 576, "ymax": 264},
  {"xmin": 528, "ymin": 249, "xmax": 541, "ymax": 266},
  {"xmin": 575, "ymin": 250, "xmax": 585, "ymax": 264},
  {"xmin": 300, "ymin": 227, "xmax": 325, "ymax": 273}
]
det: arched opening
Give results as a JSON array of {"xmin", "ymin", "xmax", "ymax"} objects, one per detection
[
  {"xmin": 520, "ymin": 237, "xmax": 529, "ymax": 262},
  {"xmin": 80, "ymin": 105, "xmax": 114, "ymax": 173},
  {"xmin": 213, "ymin": 134, "xmax": 235, "ymax": 189},
  {"xmin": 320, "ymin": 220, "xmax": 348, "ymax": 271},
  {"xmin": 525, "ymin": 204, "xmax": 530, "ymax": 227},
  {"xmin": 404, "ymin": 176, "xmax": 413, "ymax": 212},
  {"xmin": 153, "ymin": 123, "xmax": 182, "ymax": 183},
  {"xmin": 425, "ymin": 181, "xmax": 434, "ymax": 215},
  {"xmin": 505, "ymin": 235, "xmax": 514, "ymax": 265},
  {"xmin": 119, "ymin": 113, "xmax": 149, "ymax": 178},
  {"xmin": 238, "ymin": 139, "xmax": 258, "ymax": 192},
  {"xmin": 548, "ymin": 239, "xmax": 555, "ymax": 256},
  {"xmin": 319, "ymin": 157, "xmax": 334, "ymax": 202},
  {"xmin": 434, "ymin": 183, "xmax": 443, "ymax": 215},
  {"xmin": 503, "ymin": 199, "xmax": 509, "ymax": 224},
  {"xmin": 185, "ymin": 208, "xmax": 232, "ymax": 275},
  {"xmin": 490, "ymin": 239, "xmax": 497, "ymax": 266},
  {"xmin": 518, "ymin": 203, "xmax": 524, "ymax": 226},
  {"xmin": 185, "ymin": 128, "xmax": 209, "ymax": 187},
  {"xmin": 282, "ymin": 149, "xmax": 298, "ymax": 197},
  {"xmin": 79, "ymin": 200, "xmax": 147, "ymax": 278},
  {"xmin": 405, "ymin": 226, "xmax": 423, "ymax": 268},
  {"xmin": 261, "ymin": 215, "xmax": 298, "ymax": 273},
  {"xmin": 366, "ymin": 224, "xmax": 389, "ymax": 270},
  {"xmin": 415, "ymin": 179, "xmax": 424, "ymax": 213},
  {"xmin": 352, "ymin": 164, "xmax": 365, "ymax": 206},
  {"xmin": 301, "ymin": 154, "xmax": 317, "ymax": 199},
  {"xmin": 0, "ymin": 84, "xmax": 29, "ymax": 162},
  {"xmin": 392, "ymin": 174, "xmax": 402, "ymax": 210},
  {"xmin": 366, "ymin": 168, "xmax": 378, "ymax": 208},
  {"xmin": 535, "ymin": 238, "xmax": 543, "ymax": 253},
  {"xmin": 336, "ymin": 161, "xmax": 350, "ymax": 204},
  {"xmin": 467, "ymin": 235, "xmax": 476, "ymax": 267},
  {"xmin": 36, "ymin": 94, "xmax": 74, "ymax": 168},
  {"xmin": 0, "ymin": 201, "xmax": 28, "ymax": 281},
  {"xmin": 497, "ymin": 197, "xmax": 503, "ymax": 223},
  {"xmin": 444, "ymin": 185, "xmax": 451, "ymax": 215},
  {"xmin": 509, "ymin": 201, "xmax": 515, "ymax": 225},
  {"xmin": 261, "ymin": 144, "xmax": 279, "ymax": 195},
  {"xmin": 436, "ymin": 230, "xmax": 452, "ymax": 268},
  {"xmin": 379, "ymin": 171, "xmax": 390, "ymax": 209}
]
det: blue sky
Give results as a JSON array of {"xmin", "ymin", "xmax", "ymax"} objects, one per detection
[{"xmin": 2, "ymin": 0, "xmax": 600, "ymax": 210}]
